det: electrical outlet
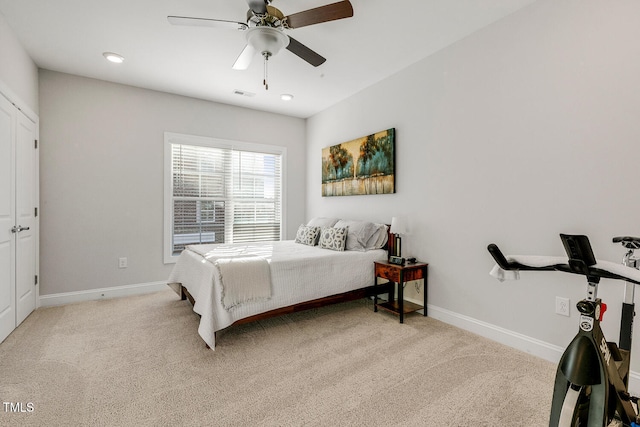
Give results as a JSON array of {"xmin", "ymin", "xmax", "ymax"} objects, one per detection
[
  {"xmin": 556, "ymin": 296, "xmax": 570, "ymax": 317},
  {"xmin": 118, "ymin": 257, "xmax": 128, "ymax": 269}
]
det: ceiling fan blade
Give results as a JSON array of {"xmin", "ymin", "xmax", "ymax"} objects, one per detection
[
  {"xmin": 246, "ymin": 0, "xmax": 268, "ymax": 15},
  {"xmin": 232, "ymin": 44, "xmax": 257, "ymax": 70},
  {"xmin": 285, "ymin": 1, "xmax": 353, "ymax": 29},
  {"xmin": 168, "ymin": 16, "xmax": 248, "ymax": 31},
  {"xmin": 286, "ymin": 37, "xmax": 326, "ymax": 67}
]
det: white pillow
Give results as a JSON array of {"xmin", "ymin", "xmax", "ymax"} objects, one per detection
[
  {"xmin": 307, "ymin": 217, "xmax": 340, "ymax": 228},
  {"xmin": 334, "ymin": 219, "xmax": 378, "ymax": 251},
  {"xmin": 318, "ymin": 226, "xmax": 348, "ymax": 251},
  {"xmin": 365, "ymin": 224, "xmax": 389, "ymax": 250}
]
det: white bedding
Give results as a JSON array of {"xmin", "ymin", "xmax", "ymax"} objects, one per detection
[
  {"xmin": 168, "ymin": 240, "xmax": 387, "ymax": 349},
  {"xmin": 217, "ymin": 256, "xmax": 271, "ymax": 309}
]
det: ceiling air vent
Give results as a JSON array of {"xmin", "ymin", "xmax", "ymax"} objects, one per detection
[{"xmin": 233, "ymin": 90, "xmax": 256, "ymax": 97}]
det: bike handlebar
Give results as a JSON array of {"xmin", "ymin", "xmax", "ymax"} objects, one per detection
[
  {"xmin": 613, "ymin": 236, "xmax": 640, "ymax": 249},
  {"xmin": 488, "ymin": 243, "xmax": 559, "ymax": 272},
  {"xmin": 488, "ymin": 241, "xmax": 640, "ymax": 286}
]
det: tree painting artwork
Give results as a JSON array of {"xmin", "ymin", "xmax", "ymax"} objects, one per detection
[{"xmin": 322, "ymin": 128, "xmax": 395, "ymax": 197}]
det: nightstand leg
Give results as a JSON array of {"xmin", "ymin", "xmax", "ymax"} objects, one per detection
[
  {"xmin": 373, "ymin": 276, "xmax": 378, "ymax": 312},
  {"xmin": 423, "ymin": 267, "xmax": 428, "ymax": 317},
  {"xmin": 399, "ymin": 271, "xmax": 404, "ymax": 324}
]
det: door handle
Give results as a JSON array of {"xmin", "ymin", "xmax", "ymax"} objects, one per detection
[{"xmin": 11, "ymin": 225, "xmax": 30, "ymax": 233}]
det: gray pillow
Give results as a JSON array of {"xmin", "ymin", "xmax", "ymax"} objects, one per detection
[
  {"xmin": 307, "ymin": 217, "xmax": 340, "ymax": 228},
  {"xmin": 365, "ymin": 224, "xmax": 389, "ymax": 250},
  {"xmin": 334, "ymin": 219, "xmax": 378, "ymax": 251}
]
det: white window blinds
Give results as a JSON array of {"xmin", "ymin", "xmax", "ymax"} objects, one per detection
[
  {"xmin": 231, "ymin": 150, "xmax": 282, "ymax": 243},
  {"xmin": 166, "ymin": 134, "xmax": 283, "ymax": 260},
  {"xmin": 171, "ymin": 144, "xmax": 228, "ymax": 254}
]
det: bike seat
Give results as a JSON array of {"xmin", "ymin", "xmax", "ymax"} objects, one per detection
[{"xmin": 613, "ymin": 236, "xmax": 640, "ymax": 249}]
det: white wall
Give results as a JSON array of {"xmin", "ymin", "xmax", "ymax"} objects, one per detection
[
  {"xmin": 0, "ymin": 11, "xmax": 38, "ymax": 114},
  {"xmin": 39, "ymin": 70, "xmax": 306, "ymax": 296},
  {"xmin": 307, "ymin": 0, "xmax": 640, "ymax": 371}
]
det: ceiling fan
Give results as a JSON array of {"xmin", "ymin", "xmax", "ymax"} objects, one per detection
[{"xmin": 168, "ymin": 0, "xmax": 354, "ymax": 89}]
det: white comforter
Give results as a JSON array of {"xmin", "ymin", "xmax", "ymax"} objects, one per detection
[{"xmin": 168, "ymin": 240, "xmax": 387, "ymax": 349}]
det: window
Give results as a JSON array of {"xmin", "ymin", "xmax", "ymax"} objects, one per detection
[{"xmin": 164, "ymin": 133, "xmax": 285, "ymax": 263}]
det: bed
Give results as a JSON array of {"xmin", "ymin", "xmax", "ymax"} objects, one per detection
[{"xmin": 168, "ymin": 218, "xmax": 392, "ymax": 349}]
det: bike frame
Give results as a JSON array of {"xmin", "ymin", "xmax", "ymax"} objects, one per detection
[
  {"xmin": 549, "ymin": 289, "xmax": 635, "ymax": 426},
  {"xmin": 620, "ymin": 250, "xmax": 638, "ymax": 353}
]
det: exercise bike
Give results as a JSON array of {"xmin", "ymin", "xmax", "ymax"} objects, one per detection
[{"xmin": 488, "ymin": 234, "xmax": 640, "ymax": 427}]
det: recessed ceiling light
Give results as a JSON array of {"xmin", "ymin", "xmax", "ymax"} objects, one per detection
[
  {"xmin": 103, "ymin": 52, "xmax": 124, "ymax": 64},
  {"xmin": 280, "ymin": 94, "xmax": 294, "ymax": 101}
]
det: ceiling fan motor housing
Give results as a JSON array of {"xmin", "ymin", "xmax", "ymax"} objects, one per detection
[{"xmin": 246, "ymin": 26, "xmax": 289, "ymax": 56}]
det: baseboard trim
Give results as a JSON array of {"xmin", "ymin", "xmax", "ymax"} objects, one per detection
[
  {"xmin": 426, "ymin": 303, "xmax": 564, "ymax": 362},
  {"xmin": 423, "ymin": 302, "xmax": 640, "ymax": 395},
  {"xmin": 39, "ymin": 281, "xmax": 168, "ymax": 307}
]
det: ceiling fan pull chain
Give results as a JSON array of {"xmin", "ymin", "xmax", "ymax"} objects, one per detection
[{"xmin": 263, "ymin": 52, "xmax": 270, "ymax": 90}]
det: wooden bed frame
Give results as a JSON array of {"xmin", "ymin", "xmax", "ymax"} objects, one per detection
[
  {"xmin": 172, "ymin": 281, "xmax": 393, "ymax": 350},
  {"xmin": 171, "ymin": 226, "xmax": 394, "ymax": 345},
  {"xmin": 177, "ymin": 280, "xmax": 393, "ymax": 327}
]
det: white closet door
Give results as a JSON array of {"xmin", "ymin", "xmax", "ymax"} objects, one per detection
[
  {"xmin": 15, "ymin": 110, "xmax": 36, "ymax": 326},
  {"xmin": 0, "ymin": 95, "xmax": 16, "ymax": 343}
]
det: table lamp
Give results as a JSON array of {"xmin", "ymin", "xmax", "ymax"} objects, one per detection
[{"xmin": 390, "ymin": 217, "xmax": 407, "ymax": 258}]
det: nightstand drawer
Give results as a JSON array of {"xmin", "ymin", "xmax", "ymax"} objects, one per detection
[
  {"xmin": 375, "ymin": 264, "xmax": 400, "ymax": 282},
  {"xmin": 403, "ymin": 268, "xmax": 425, "ymax": 282}
]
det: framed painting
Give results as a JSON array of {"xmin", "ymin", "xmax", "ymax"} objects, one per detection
[{"xmin": 321, "ymin": 128, "xmax": 395, "ymax": 197}]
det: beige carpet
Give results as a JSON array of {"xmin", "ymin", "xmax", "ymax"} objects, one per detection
[{"xmin": 0, "ymin": 289, "xmax": 555, "ymax": 426}]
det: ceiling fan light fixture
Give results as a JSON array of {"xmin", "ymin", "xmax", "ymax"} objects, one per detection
[
  {"xmin": 246, "ymin": 27, "xmax": 289, "ymax": 57},
  {"xmin": 103, "ymin": 52, "xmax": 124, "ymax": 63},
  {"xmin": 280, "ymin": 94, "xmax": 294, "ymax": 101}
]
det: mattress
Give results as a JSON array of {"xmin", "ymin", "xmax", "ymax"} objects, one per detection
[{"xmin": 168, "ymin": 240, "xmax": 387, "ymax": 348}]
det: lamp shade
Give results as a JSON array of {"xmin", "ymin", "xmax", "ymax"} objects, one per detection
[{"xmin": 390, "ymin": 217, "xmax": 407, "ymax": 234}]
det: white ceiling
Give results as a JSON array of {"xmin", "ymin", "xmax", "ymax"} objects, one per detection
[{"xmin": 0, "ymin": 0, "xmax": 536, "ymax": 118}]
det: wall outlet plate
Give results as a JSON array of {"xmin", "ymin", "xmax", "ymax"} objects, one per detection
[{"xmin": 556, "ymin": 296, "xmax": 570, "ymax": 317}]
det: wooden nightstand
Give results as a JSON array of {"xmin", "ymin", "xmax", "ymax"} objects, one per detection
[{"xmin": 373, "ymin": 260, "xmax": 428, "ymax": 323}]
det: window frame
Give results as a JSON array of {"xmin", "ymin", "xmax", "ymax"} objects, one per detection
[{"xmin": 163, "ymin": 132, "xmax": 287, "ymax": 264}]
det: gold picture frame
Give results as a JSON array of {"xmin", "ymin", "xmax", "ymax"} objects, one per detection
[{"xmin": 322, "ymin": 128, "xmax": 395, "ymax": 197}]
